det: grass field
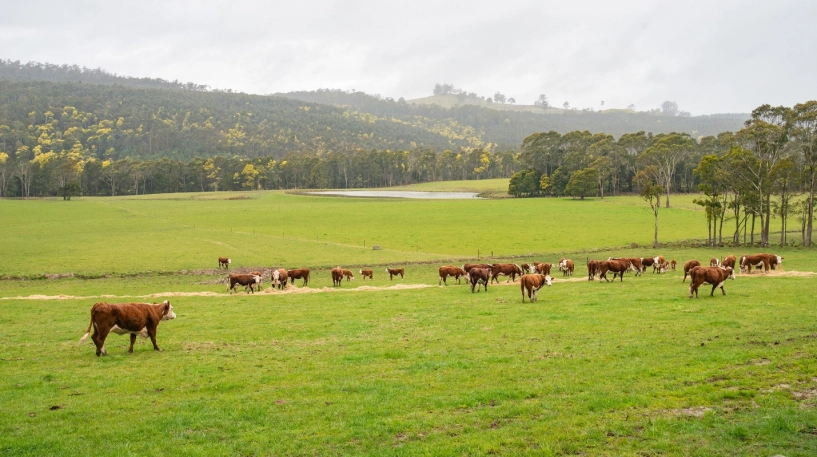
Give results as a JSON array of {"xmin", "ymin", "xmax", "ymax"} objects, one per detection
[{"xmin": 1, "ymin": 188, "xmax": 816, "ymax": 456}]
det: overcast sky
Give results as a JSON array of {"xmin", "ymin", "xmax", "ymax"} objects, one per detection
[{"xmin": 2, "ymin": 0, "xmax": 814, "ymax": 114}]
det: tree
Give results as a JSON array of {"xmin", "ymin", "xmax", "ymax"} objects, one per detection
[
  {"xmin": 694, "ymin": 154, "xmax": 730, "ymax": 245},
  {"xmin": 57, "ymin": 181, "xmax": 81, "ymax": 200},
  {"xmin": 638, "ymin": 133, "xmax": 696, "ymax": 207},
  {"xmin": 634, "ymin": 168, "xmax": 664, "ymax": 248},
  {"xmin": 789, "ymin": 101, "xmax": 817, "ymax": 246},
  {"xmin": 508, "ymin": 98, "xmax": 516, "ymax": 105},
  {"xmin": 627, "ymin": 104, "xmax": 636, "ymax": 111},
  {"xmin": 563, "ymin": 101, "xmax": 570, "ymax": 110},
  {"xmin": 0, "ymin": 152, "xmax": 8, "ymax": 197},
  {"xmin": 565, "ymin": 168, "xmax": 598, "ymax": 199},
  {"xmin": 493, "ymin": 92, "xmax": 506, "ymax": 104},
  {"xmin": 534, "ymin": 94, "xmax": 549, "ymax": 109},
  {"xmin": 588, "ymin": 156, "xmax": 612, "ymax": 199},
  {"xmin": 508, "ymin": 169, "xmax": 541, "ymax": 196},
  {"xmin": 661, "ymin": 101, "xmax": 679, "ymax": 116}
]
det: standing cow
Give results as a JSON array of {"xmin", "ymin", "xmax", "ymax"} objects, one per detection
[
  {"xmin": 653, "ymin": 256, "xmax": 667, "ymax": 273},
  {"xmin": 331, "ymin": 267, "xmax": 344, "ymax": 287},
  {"xmin": 520, "ymin": 274, "xmax": 552, "ymax": 303},
  {"xmin": 682, "ymin": 260, "xmax": 701, "ymax": 282},
  {"xmin": 385, "ymin": 268, "xmax": 405, "ymax": 280},
  {"xmin": 688, "ymin": 266, "xmax": 735, "ymax": 298},
  {"xmin": 439, "ymin": 265, "xmax": 467, "ymax": 285},
  {"xmin": 721, "ymin": 255, "xmax": 737, "ymax": 269},
  {"xmin": 467, "ymin": 267, "xmax": 491, "ymax": 293},
  {"xmin": 710, "ymin": 257, "xmax": 721, "ymax": 267},
  {"xmin": 228, "ymin": 273, "xmax": 262, "ymax": 293},
  {"xmin": 490, "ymin": 264, "xmax": 523, "ymax": 283},
  {"xmin": 218, "ymin": 257, "xmax": 231, "ymax": 269},
  {"xmin": 587, "ymin": 259, "xmax": 600, "ymax": 281},
  {"xmin": 534, "ymin": 262, "xmax": 552, "ymax": 276},
  {"xmin": 287, "ymin": 268, "xmax": 310, "ymax": 287},
  {"xmin": 740, "ymin": 254, "xmax": 780, "ymax": 274},
  {"xmin": 670, "ymin": 259, "xmax": 677, "ymax": 271},
  {"xmin": 558, "ymin": 259, "xmax": 575, "ymax": 276},
  {"xmin": 271, "ymin": 268, "xmax": 289, "ymax": 290},
  {"xmin": 610, "ymin": 258, "xmax": 643, "ymax": 276},
  {"xmin": 359, "ymin": 269, "xmax": 373, "ymax": 280},
  {"xmin": 78, "ymin": 301, "xmax": 176, "ymax": 356},
  {"xmin": 342, "ymin": 269, "xmax": 355, "ymax": 281},
  {"xmin": 596, "ymin": 260, "xmax": 637, "ymax": 282}
]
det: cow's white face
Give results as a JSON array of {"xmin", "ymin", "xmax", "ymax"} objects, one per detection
[
  {"xmin": 253, "ymin": 275, "xmax": 262, "ymax": 284},
  {"xmin": 653, "ymin": 257, "xmax": 660, "ymax": 264},
  {"xmin": 162, "ymin": 302, "xmax": 177, "ymax": 320},
  {"xmin": 776, "ymin": 255, "xmax": 783, "ymax": 265},
  {"xmin": 544, "ymin": 275, "xmax": 552, "ymax": 286},
  {"xmin": 228, "ymin": 259, "xmax": 231, "ymax": 264}
]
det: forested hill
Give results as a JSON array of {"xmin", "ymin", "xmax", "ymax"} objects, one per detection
[
  {"xmin": 0, "ymin": 81, "xmax": 480, "ymax": 161},
  {"xmin": 278, "ymin": 89, "xmax": 748, "ymax": 144}
]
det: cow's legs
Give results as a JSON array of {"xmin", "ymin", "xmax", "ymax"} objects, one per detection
[
  {"xmin": 93, "ymin": 327, "xmax": 110, "ymax": 356},
  {"xmin": 147, "ymin": 326, "xmax": 161, "ymax": 352},
  {"xmin": 129, "ymin": 333, "xmax": 137, "ymax": 353}
]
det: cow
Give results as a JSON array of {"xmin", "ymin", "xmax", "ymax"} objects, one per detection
[
  {"xmin": 342, "ymin": 269, "xmax": 355, "ymax": 281},
  {"xmin": 385, "ymin": 267, "xmax": 405, "ymax": 280},
  {"xmin": 463, "ymin": 263, "xmax": 491, "ymax": 273},
  {"xmin": 640, "ymin": 256, "xmax": 655, "ymax": 273},
  {"xmin": 534, "ymin": 262, "xmax": 552, "ymax": 276},
  {"xmin": 359, "ymin": 269, "xmax": 373, "ymax": 280},
  {"xmin": 682, "ymin": 259, "xmax": 701, "ymax": 282},
  {"xmin": 769, "ymin": 254, "xmax": 783, "ymax": 270},
  {"xmin": 587, "ymin": 259, "xmax": 600, "ymax": 281},
  {"xmin": 689, "ymin": 266, "xmax": 735, "ymax": 298},
  {"xmin": 721, "ymin": 255, "xmax": 737, "ymax": 269},
  {"xmin": 670, "ymin": 259, "xmax": 677, "ymax": 271},
  {"xmin": 610, "ymin": 258, "xmax": 643, "ymax": 276},
  {"xmin": 740, "ymin": 254, "xmax": 777, "ymax": 274},
  {"xmin": 287, "ymin": 268, "xmax": 310, "ymax": 287},
  {"xmin": 558, "ymin": 259, "xmax": 575, "ymax": 276},
  {"xmin": 520, "ymin": 263, "xmax": 532, "ymax": 274},
  {"xmin": 228, "ymin": 273, "xmax": 262, "ymax": 293},
  {"xmin": 520, "ymin": 274, "xmax": 553, "ymax": 302},
  {"xmin": 652, "ymin": 256, "xmax": 667, "ymax": 273},
  {"xmin": 78, "ymin": 301, "xmax": 176, "ymax": 356},
  {"xmin": 710, "ymin": 257, "xmax": 721, "ymax": 267},
  {"xmin": 439, "ymin": 265, "xmax": 467, "ymax": 285},
  {"xmin": 490, "ymin": 263, "xmax": 523, "ymax": 283},
  {"xmin": 271, "ymin": 268, "xmax": 289, "ymax": 290},
  {"xmin": 597, "ymin": 259, "xmax": 637, "ymax": 282},
  {"xmin": 218, "ymin": 257, "xmax": 231, "ymax": 269},
  {"xmin": 467, "ymin": 267, "xmax": 491, "ymax": 293},
  {"xmin": 331, "ymin": 267, "xmax": 344, "ymax": 287}
]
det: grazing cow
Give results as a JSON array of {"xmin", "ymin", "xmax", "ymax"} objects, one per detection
[
  {"xmin": 490, "ymin": 263, "xmax": 523, "ymax": 283},
  {"xmin": 682, "ymin": 260, "xmax": 701, "ymax": 282},
  {"xmin": 78, "ymin": 301, "xmax": 176, "ymax": 356},
  {"xmin": 597, "ymin": 260, "xmax": 637, "ymax": 282},
  {"xmin": 652, "ymin": 256, "xmax": 667, "ymax": 273},
  {"xmin": 520, "ymin": 274, "xmax": 553, "ymax": 302},
  {"xmin": 271, "ymin": 269, "xmax": 289, "ymax": 290},
  {"xmin": 587, "ymin": 260, "xmax": 600, "ymax": 281},
  {"xmin": 342, "ymin": 269, "xmax": 355, "ymax": 281},
  {"xmin": 463, "ymin": 263, "xmax": 491, "ymax": 273},
  {"xmin": 331, "ymin": 267, "xmax": 344, "ymax": 287},
  {"xmin": 610, "ymin": 258, "xmax": 643, "ymax": 276},
  {"xmin": 359, "ymin": 269, "xmax": 373, "ymax": 280},
  {"xmin": 769, "ymin": 254, "xmax": 783, "ymax": 270},
  {"xmin": 287, "ymin": 268, "xmax": 310, "ymax": 287},
  {"xmin": 533, "ymin": 262, "xmax": 552, "ymax": 276},
  {"xmin": 689, "ymin": 266, "xmax": 735, "ymax": 298},
  {"xmin": 467, "ymin": 267, "xmax": 491, "ymax": 293},
  {"xmin": 439, "ymin": 265, "xmax": 467, "ymax": 285},
  {"xmin": 218, "ymin": 257, "xmax": 231, "ymax": 269},
  {"xmin": 385, "ymin": 268, "xmax": 405, "ymax": 280},
  {"xmin": 740, "ymin": 253, "xmax": 778, "ymax": 274},
  {"xmin": 228, "ymin": 273, "xmax": 262, "ymax": 293},
  {"xmin": 670, "ymin": 259, "xmax": 677, "ymax": 271},
  {"xmin": 710, "ymin": 257, "xmax": 721, "ymax": 267},
  {"xmin": 721, "ymin": 255, "xmax": 737, "ymax": 269},
  {"xmin": 520, "ymin": 263, "xmax": 532, "ymax": 274},
  {"xmin": 558, "ymin": 258, "xmax": 575, "ymax": 276}
]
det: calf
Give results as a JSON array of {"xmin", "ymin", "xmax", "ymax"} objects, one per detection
[
  {"xmin": 271, "ymin": 268, "xmax": 289, "ymax": 290},
  {"xmin": 228, "ymin": 273, "xmax": 262, "ymax": 293},
  {"xmin": 218, "ymin": 257, "xmax": 231, "ymax": 269},
  {"xmin": 78, "ymin": 301, "xmax": 176, "ymax": 356},
  {"xmin": 439, "ymin": 265, "xmax": 467, "ymax": 285},
  {"xmin": 520, "ymin": 274, "xmax": 552, "ymax": 302},
  {"xmin": 670, "ymin": 259, "xmax": 677, "ymax": 271},
  {"xmin": 721, "ymin": 255, "xmax": 737, "ymax": 269},
  {"xmin": 331, "ymin": 267, "xmax": 344, "ymax": 287},
  {"xmin": 682, "ymin": 260, "xmax": 701, "ymax": 282},
  {"xmin": 287, "ymin": 268, "xmax": 310, "ymax": 287},
  {"xmin": 467, "ymin": 267, "xmax": 491, "ymax": 293},
  {"xmin": 359, "ymin": 269, "xmax": 373, "ymax": 280},
  {"xmin": 710, "ymin": 257, "xmax": 721, "ymax": 267},
  {"xmin": 490, "ymin": 263, "xmax": 523, "ymax": 283},
  {"xmin": 533, "ymin": 262, "xmax": 552, "ymax": 276},
  {"xmin": 597, "ymin": 260, "xmax": 637, "ymax": 282},
  {"xmin": 342, "ymin": 269, "xmax": 355, "ymax": 281},
  {"xmin": 385, "ymin": 267, "xmax": 405, "ymax": 280},
  {"xmin": 689, "ymin": 266, "xmax": 735, "ymax": 298}
]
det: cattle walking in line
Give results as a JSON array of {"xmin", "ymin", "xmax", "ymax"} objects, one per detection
[
  {"xmin": 490, "ymin": 264, "xmax": 523, "ymax": 283},
  {"xmin": 721, "ymin": 255, "xmax": 737, "ymax": 269},
  {"xmin": 385, "ymin": 268, "xmax": 405, "ymax": 280},
  {"xmin": 740, "ymin": 253, "xmax": 782, "ymax": 274},
  {"xmin": 287, "ymin": 268, "xmax": 310, "ymax": 287},
  {"xmin": 520, "ymin": 274, "xmax": 552, "ymax": 302},
  {"xmin": 228, "ymin": 273, "xmax": 262, "ymax": 293},
  {"xmin": 78, "ymin": 301, "xmax": 176, "ymax": 356},
  {"xmin": 439, "ymin": 265, "xmax": 467, "ymax": 285},
  {"xmin": 688, "ymin": 266, "xmax": 735, "ymax": 298},
  {"xmin": 558, "ymin": 259, "xmax": 575, "ymax": 276},
  {"xmin": 533, "ymin": 262, "xmax": 552, "ymax": 276},
  {"xmin": 597, "ymin": 260, "xmax": 637, "ymax": 282},
  {"xmin": 670, "ymin": 259, "xmax": 677, "ymax": 271},
  {"xmin": 342, "ymin": 269, "xmax": 355, "ymax": 281},
  {"xmin": 359, "ymin": 269, "xmax": 373, "ymax": 280},
  {"xmin": 272, "ymin": 269, "xmax": 289, "ymax": 290},
  {"xmin": 467, "ymin": 267, "xmax": 491, "ymax": 293},
  {"xmin": 463, "ymin": 263, "xmax": 491, "ymax": 273},
  {"xmin": 609, "ymin": 258, "xmax": 643, "ymax": 276},
  {"xmin": 682, "ymin": 260, "xmax": 701, "ymax": 282},
  {"xmin": 710, "ymin": 257, "xmax": 721, "ymax": 267},
  {"xmin": 331, "ymin": 267, "xmax": 344, "ymax": 287},
  {"xmin": 218, "ymin": 257, "xmax": 231, "ymax": 269}
]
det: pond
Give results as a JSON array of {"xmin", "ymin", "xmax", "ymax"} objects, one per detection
[{"xmin": 305, "ymin": 190, "xmax": 482, "ymax": 199}]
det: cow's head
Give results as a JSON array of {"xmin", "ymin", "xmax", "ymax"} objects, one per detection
[
  {"xmin": 228, "ymin": 259, "xmax": 231, "ymax": 264},
  {"xmin": 271, "ymin": 269, "xmax": 280, "ymax": 284},
  {"xmin": 253, "ymin": 274, "xmax": 262, "ymax": 284},
  {"xmin": 776, "ymin": 255, "xmax": 783, "ymax": 265},
  {"xmin": 161, "ymin": 300, "xmax": 177, "ymax": 320},
  {"xmin": 544, "ymin": 275, "xmax": 552, "ymax": 286}
]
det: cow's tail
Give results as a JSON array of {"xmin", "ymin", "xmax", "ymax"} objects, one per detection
[{"xmin": 78, "ymin": 309, "xmax": 95, "ymax": 345}]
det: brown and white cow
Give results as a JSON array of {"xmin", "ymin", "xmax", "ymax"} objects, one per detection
[
  {"xmin": 228, "ymin": 273, "xmax": 262, "ymax": 293},
  {"xmin": 652, "ymin": 256, "xmax": 667, "ymax": 273},
  {"xmin": 218, "ymin": 257, "xmax": 231, "ymax": 269},
  {"xmin": 520, "ymin": 263, "xmax": 532, "ymax": 274},
  {"xmin": 463, "ymin": 263, "xmax": 492, "ymax": 273},
  {"xmin": 597, "ymin": 259, "xmax": 637, "ymax": 282},
  {"xmin": 533, "ymin": 262, "xmax": 552, "ymax": 276},
  {"xmin": 342, "ymin": 269, "xmax": 355, "ymax": 282},
  {"xmin": 721, "ymin": 255, "xmax": 737, "ymax": 269},
  {"xmin": 439, "ymin": 265, "xmax": 467, "ymax": 285},
  {"xmin": 287, "ymin": 268, "xmax": 310, "ymax": 287},
  {"xmin": 610, "ymin": 258, "xmax": 643, "ymax": 276},
  {"xmin": 467, "ymin": 267, "xmax": 491, "ymax": 293},
  {"xmin": 558, "ymin": 259, "xmax": 575, "ymax": 276},
  {"xmin": 78, "ymin": 301, "xmax": 176, "ymax": 356},
  {"xmin": 639, "ymin": 256, "xmax": 655, "ymax": 273},
  {"xmin": 331, "ymin": 267, "xmax": 344, "ymax": 287},
  {"xmin": 740, "ymin": 253, "xmax": 781, "ymax": 274},
  {"xmin": 272, "ymin": 268, "xmax": 289, "ymax": 290},
  {"xmin": 359, "ymin": 269, "xmax": 373, "ymax": 280},
  {"xmin": 670, "ymin": 259, "xmax": 677, "ymax": 271},
  {"xmin": 490, "ymin": 263, "xmax": 523, "ymax": 283},
  {"xmin": 682, "ymin": 259, "xmax": 701, "ymax": 282},
  {"xmin": 385, "ymin": 267, "xmax": 405, "ymax": 280},
  {"xmin": 769, "ymin": 254, "xmax": 783, "ymax": 270},
  {"xmin": 520, "ymin": 274, "xmax": 552, "ymax": 302},
  {"xmin": 709, "ymin": 257, "xmax": 721, "ymax": 267},
  {"xmin": 688, "ymin": 266, "xmax": 735, "ymax": 298}
]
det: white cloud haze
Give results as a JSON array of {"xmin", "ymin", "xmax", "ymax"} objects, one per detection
[{"xmin": 1, "ymin": 0, "xmax": 814, "ymax": 114}]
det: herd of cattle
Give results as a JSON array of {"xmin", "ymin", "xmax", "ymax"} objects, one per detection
[{"xmin": 77, "ymin": 253, "xmax": 784, "ymax": 356}]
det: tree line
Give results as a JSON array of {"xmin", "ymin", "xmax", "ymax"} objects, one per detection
[{"xmin": 508, "ymin": 102, "xmax": 817, "ymax": 247}]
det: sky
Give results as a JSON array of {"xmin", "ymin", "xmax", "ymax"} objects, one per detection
[{"xmin": 1, "ymin": 0, "xmax": 814, "ymax": 115}]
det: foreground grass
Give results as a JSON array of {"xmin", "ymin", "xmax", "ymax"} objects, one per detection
[{"xmin": 1, "ymin": 259, "xmax": 816, "ymax": 456}]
